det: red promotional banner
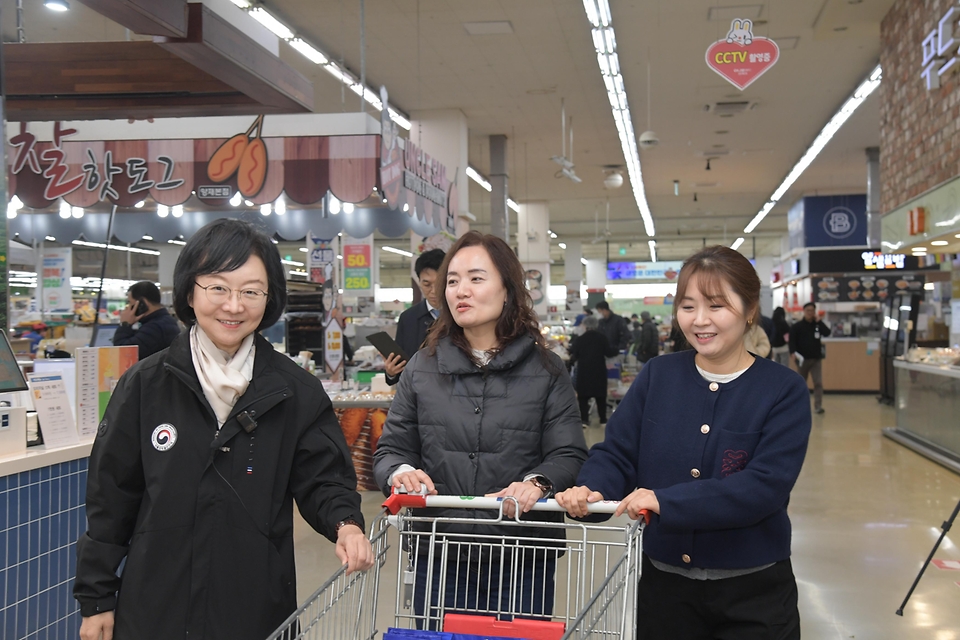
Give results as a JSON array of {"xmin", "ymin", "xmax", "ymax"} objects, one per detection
[{"xmin": 705, "ymin": 19, "xmax": 780, "ymax": 91}]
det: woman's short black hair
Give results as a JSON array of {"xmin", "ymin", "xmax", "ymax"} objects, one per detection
[{"xmin": 173, "ymin": 218, "xmax": 286, "ymax": 330}]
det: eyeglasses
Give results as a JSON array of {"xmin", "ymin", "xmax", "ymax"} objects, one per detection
[{"xmin": 195, "ymin": 282, "xmax": 269, "ymax": 307}]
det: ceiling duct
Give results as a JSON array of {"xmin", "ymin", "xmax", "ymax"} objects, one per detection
[{"xmin": 705, "ymin": 101, "xmax": 754, "ymax": 116}]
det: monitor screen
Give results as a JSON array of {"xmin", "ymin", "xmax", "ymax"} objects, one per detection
[
  {"xmin": 91, "ymin": 325, "xmax": 120, "ymax": 347},
  {"xmin": 0, "ymin": 331, "xmax": 29, "ymax": 393}
]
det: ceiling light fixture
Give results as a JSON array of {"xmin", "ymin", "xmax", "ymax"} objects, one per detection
[
  {"xmin": 931, "ymin": 240, "xmax": 949, "ymax": 246},
  {"xmin": 45, "ymin": 236, "xmax": 57, "ymax": 242},
  {"xmin": 559, "ymin": 242, "xmax": 567, "ymax": 249},
  {"xmin": 59, "ymin": 201, "xmax": 71, "ymax": 219},
  {"xmin": 72, "ymin": 240, "xmax": 160, "ymax": 256},
  {"xmin": 274, "ymin": 195, "xmax": 286, "ymax": 215},
  {"xmin": 580, "ymin": 257, "xmax": 589, "ymax": 265},
  {"xmin": 172, "ymin": 205, "xmax": 183, "ymax": 218},
  {"xmin": 280, "ymin": 258, "xmax": 304, "ymax": 266},
  {"xmin": 260, "ymin": 203, "xmax": 272, "ymax": 216},
  {"xmin": 466, "ymin": 165, "xmax": 522, "ymax": 212},
  {"xmin": 71, "ymin": 207, "xmax": 84, "ymax": 219},
  {"xmin": 731, "ymin": 237, "xmax": 745, "ymax": 250},
  {"xmin": 674, "ymin": 180, "xmax": 679, "ymax": 196},
  {"xmin": 44, "ymin": 0, "xmax": 69, "ymax": 11},
  {"xmin": 328, "ymin": 195, "xmax": 341, "ymax": 215},
  {"xmin": 744, "ymin": 64, "xmax": 882, "ymax": 234},
  {"xmin": 134, "ymin": 200, "xmax": 145, "ymax": 209},
  {"xmin": 648, "ymin": 240, "xmax": 657, "ymax": 261},
  {"xmin": 342, "ymin": 202, "xmax": 355, "ymax": 214},
  {"xmin": 582, "ymin": 0, "xmax": 655, "ymax": 238},
  {"xmin": 229, "ymin": 6, "xmax": 409, "ymax": 130},
  {"xmin": 157, "ymin": 204, "xmax": 169, "ymax": 218},
  {"xmin": 382, "ymin": 246, "xmax": 414, "ymax": 257}
]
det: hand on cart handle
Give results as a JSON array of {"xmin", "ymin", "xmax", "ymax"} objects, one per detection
[
  {"xmin": 485, "ymin": 481, "xmax": 543, "ymax": 518},
  {"xmin": 556, "ymin": 486, "xmax": 654, "ymax": 523},
  {"xmin": 335, "ymin": 524, "xmax": 375, "ymax": 575},
  {"xmin": 391, "ymin": 468, "xmax": 437, "ymax": 496}
]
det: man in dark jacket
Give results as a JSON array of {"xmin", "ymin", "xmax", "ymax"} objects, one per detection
[
  {"xmin": 112, "ymin": 281, "xmax": 180, "ymax": 359},
  {"xmin": 569, "ymin": 315, "xmax": 619, "ymax": 426},
  {"xmin": 637, "ymin": 311, "xmax": 659, "ymax": 364},
  {"xmin": 789, "ymin": 302, "xmax": 831, "ymax": 414},
  {"xmin": 384, "ymin": 248, "xmax": 445, "ymax": 384},
  {"xmin": 595, "ymin": 301, "xmax": 631, "ymax": 352}
]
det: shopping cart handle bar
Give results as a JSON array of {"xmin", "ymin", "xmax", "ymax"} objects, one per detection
[{"xmin": 382, "ymin": 492, "xmax": 649, "ymax": 523}]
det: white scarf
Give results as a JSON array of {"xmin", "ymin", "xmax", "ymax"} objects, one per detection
[{"xmin": 190, "ymin": 324, "xmax": 256, "ymax": 427}]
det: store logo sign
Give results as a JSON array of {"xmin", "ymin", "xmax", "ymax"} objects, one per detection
[
  {"xmin": 823, "ymin": 206, "xmax": 857, "ymax": 239},
  {"xmin": 921, "ymin": 6, "xmax": 960, "ymax": 90}
]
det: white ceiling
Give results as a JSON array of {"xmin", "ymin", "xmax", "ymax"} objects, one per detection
[{"xmin": 3, "ymin": 0, "xmax": 894, "ymax": 270}]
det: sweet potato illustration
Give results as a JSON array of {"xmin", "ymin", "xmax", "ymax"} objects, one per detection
[
  {"xmin": 369, "ymin": 409, "xmax": 387, "ymax": 454},
  {"xmin": 339, "ymin": 408, "xmax": 369, "ymax": 447},
  {"xmin": 238, "ymin": 137, "xmax": 268, "ymax": 197},
  {"xmin": 207, "ymin": 133, "xmax": 248, "ymax": 183}
]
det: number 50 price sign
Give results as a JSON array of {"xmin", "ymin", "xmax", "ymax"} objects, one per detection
[{"xmin": 342, "ymin": 235, "xmax": 374, "ymax": 296}]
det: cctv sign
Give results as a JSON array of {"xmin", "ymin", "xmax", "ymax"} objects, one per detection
[{"xmin": 706, "ymin": 19, "xmax": 780, "ymax": 90}]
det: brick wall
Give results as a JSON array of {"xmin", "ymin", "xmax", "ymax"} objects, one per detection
[{"xmin": 880, "ymin": 0, "xmax": 960, "ymax": 214}]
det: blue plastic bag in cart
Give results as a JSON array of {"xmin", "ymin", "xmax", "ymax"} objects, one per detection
[{"xmin": 383, "ymin": 628, "xmax": 531, "ymax": 640}]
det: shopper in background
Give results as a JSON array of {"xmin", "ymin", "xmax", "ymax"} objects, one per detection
[
  {"xmin": 771, "ymin": 307, "xmax": 792, "ymax": 367},
  {"xmin": 595, "ymin": 300, "xmax": 631, "ymax": 352},
  {"xmin": 112, "ymin": 281, "xmax": 181, "ymax": 359},
  {"xmin": 637, "ymin": 311, "xmax": 660, "ymax": 364},
  {"xmin": 384, "ymin": 248, "xmax": 445, "ymax": 385},
  {"xmin": 568, "ymin": 314, "xmax": 618, "ymax": 427},
  {"xmin": 76, "ymin": 219, "xmax": 372, "ymax": 640},
  {"xmin": 790, "ymin": 302, "xmax": 831, "ymax": 414},
  {"xmin": 374, "ymin": 231, "xmax": 587, "ymax": 624},
  {"xmin": 556, "ymin": 245, "xmax": 810, "ymax": 640},
  {"xmin": 744, "ymin": 321, "xmax": 771, "ymax": 357}
]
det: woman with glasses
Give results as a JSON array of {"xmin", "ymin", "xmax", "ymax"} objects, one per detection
[{"xmin": 75, "ymin": 219, "xmax": 373, "ymax": 640}]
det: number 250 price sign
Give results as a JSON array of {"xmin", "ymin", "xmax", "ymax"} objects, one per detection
[{"xmin": 342, "ymin": 236, "xmax": 373, "ymax": 295}]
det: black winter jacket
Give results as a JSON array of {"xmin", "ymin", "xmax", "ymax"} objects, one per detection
[
  {"xmin": 568, "ymin": 330, "xmax": 618, "ymax": 397},
  {"xmin": 373, "ymin": 334, "xmax": 587, "ymax": 535},
  {"xmin": 112, "ymin": 307, "xmax": 182, "ymax": 360},
  {"xmin": 74, "ymin": 331, "xmax": 364, "ymax": 640}
]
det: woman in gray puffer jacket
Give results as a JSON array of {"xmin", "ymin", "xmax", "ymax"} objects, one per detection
[{"xmin": 374, "ymin": 231, "xmax": 587, "ymax": 626}]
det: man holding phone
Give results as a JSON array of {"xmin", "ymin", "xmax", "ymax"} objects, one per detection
[
  {"xmin": 113, "ymin": 281, "xmax": 181, "ymax": 359},
  {"xmin": 384, "ymin": 249, "xmax": 445, "ymax": 385}
]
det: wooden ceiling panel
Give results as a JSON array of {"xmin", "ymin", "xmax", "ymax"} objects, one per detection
[{"xmin": 74, "ymin": 0, "xmax": 188, "ymax": 38}]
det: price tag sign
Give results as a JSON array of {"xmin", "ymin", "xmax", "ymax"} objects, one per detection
[{"xmin": 342, "ymin": 235, "xmax": 373, "ymax": 296}]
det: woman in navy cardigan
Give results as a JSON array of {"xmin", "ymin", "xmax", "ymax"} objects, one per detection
[{"xmin": 557, "ymin": 246, "xmax": 811, "ymax": 639}]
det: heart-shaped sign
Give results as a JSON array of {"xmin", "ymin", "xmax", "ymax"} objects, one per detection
[{"xmin": 705, "ymin": 21, "xmax": 780, "ymax": 91}]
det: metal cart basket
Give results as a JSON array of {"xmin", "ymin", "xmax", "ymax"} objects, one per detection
[{"xmin": 266, "ymin": 492, "xmax": 645, "ymax": 640}]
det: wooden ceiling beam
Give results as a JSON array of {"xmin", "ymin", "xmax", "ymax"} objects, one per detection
[
  {"xmin": 155, "ymin": 4, "xmax": 314, "ymax": 113},
  {"xmin": 74, "ymin": 0, "xmax": 188, "ymax": 38}
]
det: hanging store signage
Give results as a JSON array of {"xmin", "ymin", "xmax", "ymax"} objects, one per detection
[
  {"xmin": 705, "ymin": 19, "xmax": 779, "ymax": 90},
  {"xmin": 323, "ymin": 317, "xmax": 344, "ymax": 373},
  {"xmin": 920, "ymin": 5, "xmax": 960, "ymax": 90},
  {"xmin": 41, "ymin": 247, "xmax": 72, "ymax": 312},
  {"xmin": 606, "ymin": 261, "xmax": 683, "ymax": 281},
  {"xmin": 379, "ymin": 86, "xmax": 457, "ymax": 235},
  {"xmin": 342, "ymin": 235, "xmax": 373, "ymax": 297},
  {"xmin": 908, "ymin": 206, "xmax": 926, "ymax": 236},
  {"xmin": 812, "ymin": 274, "xmax": 925, "ymax": 303},
  {"xmin": 306, "ymin": 231, "xmax": 336, "ymax": 286}
]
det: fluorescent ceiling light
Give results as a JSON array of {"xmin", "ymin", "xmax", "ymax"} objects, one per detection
[
  {"xmin": 342, "ymin": 202, "xmax": 355, "ymax": 214},
  {"xmin": 45, "ymin": 236, "xmax": 56, "ymax": 242},
  {"xmin": 168, "ymin": 239, "xmax": 186, "ymax": 246},
  {"xmin": 71, "ymin": 207, "xmax": 84, "ymax": 219},
  {"xmin": 299, "ymin": 247, "xmax": 308, "ymax": 252},
  {"xmin": 507, "ymin": 199, "xmax": 521, "ymax": 212},
  {"xmin": 744, "ymin": 64, "xmax": 882, "ymax": 234},
  {"xmin": 388, "ymin": 108, "xmax": 412, "ymax": 131},
  {"xmin": 648, "ymin": 240, "xmax": 657, "ymax": 261},
  {"xmin": 157, "ymin": 204, "xmax": 169, "ymax": 218},
  {"xmin": 328, "ymin": 195, "xmax": 341, "ymax": 214},
  {"xmin": 382, "ymin": 246, "xmax": 414, "ymax": 257},
  {"xmin": 581, "ymin": 2, "xmax": 655, "ymax": 237},
  {"xmin": 559, "ymin": 242, "xmax": 567, "ymax": 249},
  {"xmin": 260, "ymin": 203, "xmax": 272, "ymax": 216},
  {"xmin": 230, "ymin": 0, "xmax": 251, "ymax": 7},
  {"xmin": 59, "ymin": 201, "xmax": 71, "ymax": 219},
  {"xmin": 466, "ymin": 166, "xmax": 492, "ymax": 192},
  {"xmin": 142, "ymin": 235, "xmax": 153, "ymax": 241},
  {"xmin": 581, "ymin": 257, "xmax": 588, "ymax": 265},
  {"xmin": 931, "ymin": 240, "xmax": 949, "ymax": 246},
  {"xmin": 249, "ymin": 7, "xmax": 294, "ymax": 39},
  {"xmin": 731, "ymin": 237, "xmax": 745, "ymax": 250},
  {"xmin": 275, "ymin": 196, "xmax": 286, "ymax": 215},
  {"xmin": 72, "ymin": 240, "xmax": 160, "ymax": 256},
  {"xmin": 281, "ymin": 258, "xmax": 304, "ymax": 266},
  {"xmin": 134, "ymin": 200, "xmax": 145, "ymax": 208},
  {"xmin": 290, "ymin": 38, "xmax": 328, "ymax": 64},
  {"xmin": 172, "ymin": 205, "xmax": 183, "ymax": 218},
  {"xmin": 44, "ymin": 0, "xmax": 69, "ymax": 11}
]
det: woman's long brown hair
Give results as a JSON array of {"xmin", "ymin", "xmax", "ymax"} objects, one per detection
[{"xmin": 424, "ymin": 231, "xmax": 547, "ymax": 363}]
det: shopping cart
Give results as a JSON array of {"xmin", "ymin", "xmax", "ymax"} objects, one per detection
[{"xmin": 266, "ymin": 491, "xmax": 646, "ymax": 640}]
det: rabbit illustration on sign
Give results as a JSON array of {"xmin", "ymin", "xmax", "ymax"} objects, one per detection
[{"xmin": 725, "ymin": 19, "xmax": 754, "ymax": 46}]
